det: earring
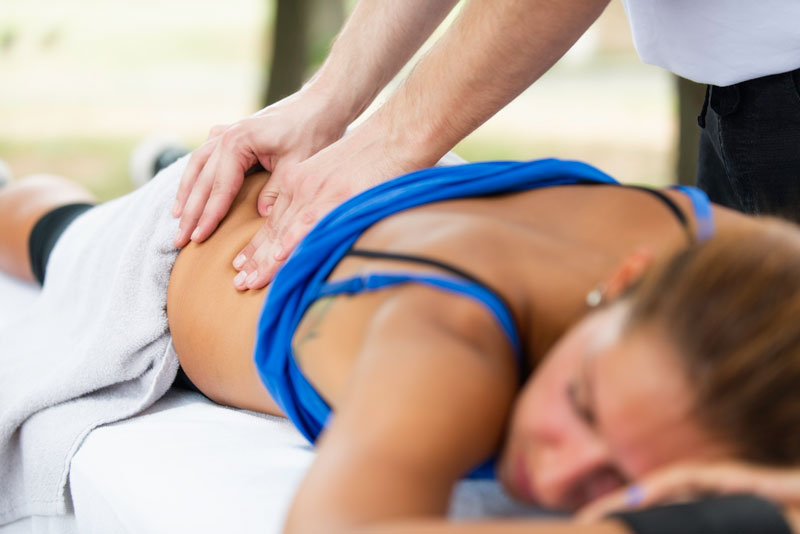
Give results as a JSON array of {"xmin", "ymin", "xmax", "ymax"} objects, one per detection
[{"xmin": 585, "ymin": 283, "xmax": 607, "ymax": 308}]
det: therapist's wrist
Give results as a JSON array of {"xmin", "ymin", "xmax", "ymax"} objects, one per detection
[
  {"xmin": 302, "ymin": 69, "xmax": 377, "ymax": 130},
  {"xmin": 367, "ymin": 103, "xmax": 452, "ymax": 173},
  {"xmin": 288, "ymin": 83, "xmax": 349, "ymax": 139}
]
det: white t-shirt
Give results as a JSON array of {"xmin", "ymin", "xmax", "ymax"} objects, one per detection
[{"xmin": 621, "ymin": 0, "xmax": 800, "ymax": 86}]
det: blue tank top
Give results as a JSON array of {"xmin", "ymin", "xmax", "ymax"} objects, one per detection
[{"xmin": 253, "ymin": 159, "xmax": 715, "ymax": 479}]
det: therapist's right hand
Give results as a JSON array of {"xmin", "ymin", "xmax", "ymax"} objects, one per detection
[{"xmin": 172, "ymin": 88, "xmax": 348, "ymax": 248}]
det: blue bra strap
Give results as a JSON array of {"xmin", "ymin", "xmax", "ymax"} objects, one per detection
[
  {"xmin": 318, "ymin": 272, "xmax": 524, "ymax": 367},
  {"xmin": 671, "ymin": 185, "xmax": 715, "ymax": 241}
]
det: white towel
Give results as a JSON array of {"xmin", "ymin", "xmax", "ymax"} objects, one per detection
[{"xmin": 0, "ymin": 160, "xmax": 185, "ymax": 524}]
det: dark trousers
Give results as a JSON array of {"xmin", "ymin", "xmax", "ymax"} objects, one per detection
[{"xmin": 697, "ymin": 68, "xmax": 800, "ymax": 222}]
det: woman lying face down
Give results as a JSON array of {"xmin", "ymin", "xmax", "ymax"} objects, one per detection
[
  {"xmin": 167, "ymin": 165, "xmax": 800, "ymax": 532},
  {"xmin": 1, "ymin": 161, "xmax": 798, "ymax": 533}
]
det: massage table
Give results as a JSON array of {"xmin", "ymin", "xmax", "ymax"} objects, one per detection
[{"xmin": 0, "ymin": 271, "xmax": 543, "ymax": 534}]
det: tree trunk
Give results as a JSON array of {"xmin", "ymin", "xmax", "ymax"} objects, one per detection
[
  {"xmin": 264, "ymin": 0, "xmax": 311, "ymax": 106},
  {"xmin": 263, "ymin": 0, "xmax": 345, "ymax": 107},
  {"xmin": 308, "ymin": 0, "xmax": 346, "ymax": 66},
  {"xmin": 674, "ymin": 75, "xmax": 707, "ymax": 186}
]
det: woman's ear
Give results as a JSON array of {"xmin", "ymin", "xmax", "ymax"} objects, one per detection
[{"xmin": 603, "ymin": 247, "xmax": 654, "ymax": 301}]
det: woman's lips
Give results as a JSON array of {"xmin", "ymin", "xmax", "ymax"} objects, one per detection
[
  {"xmin": 563, "ymin": 467, "xmax": 625, "ymax": 510},
  {"xmin": 513, "ymin": 451, "xmax": 537, "ymax": 503}
]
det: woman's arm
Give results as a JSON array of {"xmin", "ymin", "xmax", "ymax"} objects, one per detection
[
  {"xmin": 284, "ymin": 285, "xmax": 519, "ymax": 532},
  {"xmin": 354, "ymin": 519, "xmax": 629, "ymax": 534},
  {"xmin": 352, "ymin": 466, "xmax": 800, "ymax": 534}
]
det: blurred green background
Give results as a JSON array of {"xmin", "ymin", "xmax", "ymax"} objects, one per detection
[{"xmin": 0, "ymin": 0, "xmax": 695, "ymax": 201}]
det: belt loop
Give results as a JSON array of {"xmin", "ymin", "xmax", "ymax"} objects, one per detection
[
  {"xmin": 709, "ymin": 83, "xmax": 741, "ymax": 117},
  {"xmin": 697, "ymin": 85, "xmax": 711, "ymax": 128}
]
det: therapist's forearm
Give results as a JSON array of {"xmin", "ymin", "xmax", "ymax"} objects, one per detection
[
  {"xmin": 305, "ymin": 0, "xmax": 460, "ymax": 126},
  {"xmin": 359, "ymin": 0, "xmax": 611, "ymax": 166}
]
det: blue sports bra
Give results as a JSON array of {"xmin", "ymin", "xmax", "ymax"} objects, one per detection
[{"xmin": 253, "ymin": 159, "xmax": 715, "ymax": 479}]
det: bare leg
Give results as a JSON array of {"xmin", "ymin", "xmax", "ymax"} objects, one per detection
[{"xmin": 0, "ymin": 174, "xmax": 95, "ymax": 282}]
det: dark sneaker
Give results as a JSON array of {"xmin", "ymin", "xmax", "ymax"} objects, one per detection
[{"xmin": 129, "ymin": 135, "xmax": 188, "ymax": 187}]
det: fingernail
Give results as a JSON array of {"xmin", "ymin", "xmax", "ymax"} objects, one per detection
[
  {"xmin": 173, "ymin": 230, "xmax": 183, "ymax": 246},
  {"xmin": 234, "ymin": 271, "xmax": 248, "ymax": 286},
  {"xmin": 190, "ymin": 228, "xmax": 201, "ymax": 242},
  {"xmin": 172, "ymin": 202, "xmax": 180, "ymax": 217},
  {"xmin": 265, "ymin": 205, "xmax": 273, "ymax": 217},
  {"xmin": 245, "ymin": 271, "xmax": 258, "ymax": 286},
  {"xmin": 233, "ymin": 254, "xmax": 246, "ymax": 269},
  {"xmin": 625, "ymin": 485, "xmax": 645, "ymax": 507},
  {"xmin": 273, "ymin": 247, "xmax": 283, "ymax": 261}
]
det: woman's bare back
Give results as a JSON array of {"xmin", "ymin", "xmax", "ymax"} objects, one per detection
[
  {"xmin": 167, "ymin": 170, "xmax": 734, "ymax": 415},
  {"xmin": 168, "ymin": 174, "xmax": 279, "ymax": 413}
]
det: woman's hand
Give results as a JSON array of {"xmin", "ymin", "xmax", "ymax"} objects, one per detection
[
  {"xmin": 230, "ymin": 119, "xmax": 425, "ymax": 290},
  {"xmin": 576, "ymin": 462, "xmax": 800, "ymax": 524},
  {"xmin": 172, "ymin": 87, "xmax": 348, "ymax": 249}
]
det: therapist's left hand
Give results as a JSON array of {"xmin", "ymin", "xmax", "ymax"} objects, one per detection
[{"xmin": 576, "ymin": 461, "xmax": 800, "ymax": 522}]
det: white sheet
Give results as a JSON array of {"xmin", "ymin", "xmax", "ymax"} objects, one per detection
[
  {"xmin": 70, "ymin": 391, "xmax": 312, "ymax": 533},
  {"xmin": 0, "ymin": 269, "xmax": 541, "ymax": 534}
]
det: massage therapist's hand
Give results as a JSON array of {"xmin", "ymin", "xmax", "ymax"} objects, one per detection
[
  {"xmin": 577, "ymin": 462, "xmax": 800, "ymax": 523},
  {"xmin": 170, "ymin": 0, "xmax": 460, "ymax": 253},
  {"xmin": 230, "ymin": 119, "xmax": 425, "ymax": 290},
  {"xmin": 172, "ymin": 87, "xmax": 349, "ymax": 249}
]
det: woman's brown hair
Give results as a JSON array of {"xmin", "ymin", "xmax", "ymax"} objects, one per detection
[{"xmin": 625, "ymin": 217, "xmax": 800, "ymax": 466}]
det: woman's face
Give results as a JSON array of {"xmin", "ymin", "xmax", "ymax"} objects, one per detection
[{"xmin": 497, "ymin": 303, "xmax": 734, "ymax": 510}]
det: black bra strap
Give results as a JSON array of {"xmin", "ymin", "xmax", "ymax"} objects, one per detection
[
  {"xmin": 624, "ymin": 185, "xmax": 694, "ymax": 242},
  {"xmin": 345, "ymin": 247, "xmax": 526, "ymax": 374},
  {"xmin": 577, "ymin": 179, "xmax": 694, "ymax": 243},
  {"xmin": 345, "ymin": 248, "xmax": 514, "ymax": 322},
  {"xmin": 346, "ymin": 249, "xmax": 491, "ymax": 289}
]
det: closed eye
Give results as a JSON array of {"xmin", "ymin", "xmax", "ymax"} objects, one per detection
[{"xmin": 567, "ymin": 381, "xmax": 596, "ymax": 427}]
